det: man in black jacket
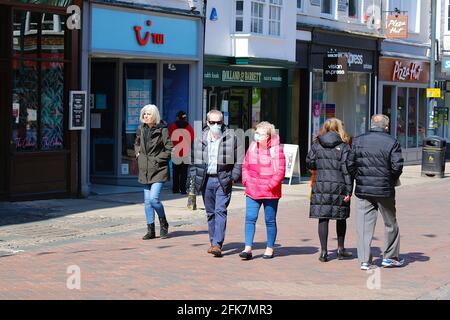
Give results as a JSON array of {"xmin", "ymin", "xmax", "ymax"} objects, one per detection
[
  {"xmin": 348, "ymin": 114, "xmax": 404, "ymax": 270},
  {"xmin": 189, "ymin": 110, "xmax": 243, "ymax": 257}
]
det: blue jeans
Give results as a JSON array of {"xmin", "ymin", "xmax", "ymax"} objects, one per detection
[
  {"xmin": 245, "ymin": 196, "xmax": 279, "ymax": 248},
  {"xmin": 144, "ymin": 182, "xmax": 166, "ymax": 224},
  {"xmin": 202, "ymin": 177, "xmax": 232, "ymax": 247}
]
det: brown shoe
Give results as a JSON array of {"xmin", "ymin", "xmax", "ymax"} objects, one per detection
[
  {"xmin": 207, "ymin": 245, "xmax": 214, "ymax": 254},
  {"xmin": 210, "ymin": 245, "xmax": 222, "ymax": 257}
]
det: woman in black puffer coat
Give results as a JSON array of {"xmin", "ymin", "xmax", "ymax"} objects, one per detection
[{"xmin": 306, "ymin": 118, "xmax": 353, "ymax": 263}]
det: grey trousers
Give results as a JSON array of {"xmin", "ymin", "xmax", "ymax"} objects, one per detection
[{"xmin": 356, "ymin": 196, "xmax": 400, "ymax": 264}]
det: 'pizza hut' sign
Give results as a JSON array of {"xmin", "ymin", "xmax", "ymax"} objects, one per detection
[{"xmin": 392, "ymin": 60, "xmax": 423, "ymax": 81}]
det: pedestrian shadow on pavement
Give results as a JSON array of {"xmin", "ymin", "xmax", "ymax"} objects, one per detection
[
  {"xmin": 220, "ymin": 242, "xmax": 319, "ymax": 258},
  {"xmin": 372, "ymin": 251, "xmax": 430, "ymax": 268},
  {"xmin": 166, "ymin": 230, "xmax": 208, "ymax": 239}
]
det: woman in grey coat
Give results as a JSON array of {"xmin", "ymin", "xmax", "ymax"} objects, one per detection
[{"xmin": 134, "ymin": 104, "xmax": 173, "ymax": 240}]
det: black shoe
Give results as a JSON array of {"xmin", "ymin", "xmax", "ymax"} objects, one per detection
[
  {"xmin": 337, "ymin": 248, "xmax": 353, "ymax": 260},
  {"xmin": 142, "ymin": 223, "xmax": 155, "ymax": 240},
  {"xmin": 239, "ymin": 251, "xmax": 253, "ymax": 260},
  {"xmin": 159, "ymin": 217, "xmax": 169, "ymax": 239},
  {"xmin": 319, "ymin": 251, "xmax": 328, "ymax": 262},
  {"xmin": 262, "ymin": 253, "xmax": 274, "ymax": 259}
]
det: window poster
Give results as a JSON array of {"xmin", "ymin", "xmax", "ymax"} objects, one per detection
[
  {"xmin": 126, "ymin": 79, "xmax": 152, "ymax": 133},
  {"xmin": 312, "ymin": 101, "xmax": 321, "ymax": 135},
  {"xmin": 325, "ymin": 103, "xmax": 336, "ymax": 119}
]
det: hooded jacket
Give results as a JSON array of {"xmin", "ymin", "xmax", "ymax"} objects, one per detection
[
  {"xmin": 242, "ymin": 134, "xmax": 286, "ymax": 200},
  {"xmin": 306, "ymin": 131, "xmax": 353, "ymax": 220}
]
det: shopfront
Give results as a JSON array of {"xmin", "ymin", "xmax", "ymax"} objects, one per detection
[
  {"xmin": 84, "ymin": 4, "xmax": 203, "ymax": 187},
  {"xmin": 378, "ymin": 57, "xmax": 430, "ymax": 163},
  {"xmin": 0, "ymin": 0, "xmax": 81, "ymax": 200},
  {"xmin": 310, "ymin": 45, "xmax": 376, "ymax": 141},
  {"xmin": 203, "ymin": 64, "xmax": 286, "ymax": 134}
]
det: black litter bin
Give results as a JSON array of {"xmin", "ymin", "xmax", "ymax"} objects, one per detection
[{"xmin": 421, "ymin": 136, "xmax": 447, "ymax": 178}]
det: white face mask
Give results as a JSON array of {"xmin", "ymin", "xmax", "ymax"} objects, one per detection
[
  {"xmin": 254, "ymin": 132, "xmax": 268, "ymax": 143},
  {"xmin": 210, "ymin": 124, "xmax": 222, "ymax": 135}
]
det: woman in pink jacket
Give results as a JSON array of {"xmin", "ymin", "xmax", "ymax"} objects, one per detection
[{"xmin": 239, "ymin": 122, "xmax": 286, "ymax": 260}]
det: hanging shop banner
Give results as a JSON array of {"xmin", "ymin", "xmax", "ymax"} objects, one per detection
[
  {"xmin": 204, "ymin": 66, "xmax": 284, "ymax": 87},
  {"xmin": 386, "ymin": 15, "xmax": 408, "ymax": 39},
  {"xmin": 69, "ymin": 91, "xmax": 87, "ymax": 130},
  {"xmin": 125, "ymin": 79, "xmax": 152, "ymax": 133},
  {"xmin": 323, "ymin": 56, "xmax": 348, "ymax": 82}
]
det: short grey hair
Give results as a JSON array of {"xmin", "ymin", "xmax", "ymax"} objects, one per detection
[
  {"xmin": 140, "ymin": 104, "xmax": 161, "ymax": 124},
  {"xmin": 206, "ymin": 109, "xmax": 223, "ymax": 122},
  {"xmin": 371, "ymin": 114, "xmax": 390, "ymax": 131}
]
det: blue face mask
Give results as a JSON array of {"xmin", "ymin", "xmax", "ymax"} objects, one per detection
[{"xmin": 210, "ymin": 124, "xmax": 222, "ymax": 135}]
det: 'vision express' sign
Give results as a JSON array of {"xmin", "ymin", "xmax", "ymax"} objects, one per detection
[{"xmin": 323, "ymin": 56, "xmax": 348, "ymax": 82}]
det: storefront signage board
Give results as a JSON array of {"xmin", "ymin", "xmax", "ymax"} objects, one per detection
[
  {"xmin": 379, "ymin": 58, "xmax": 429, "ymax": 83},
  {"xmin": 204, "ymin": 66, "xmax": 284, "ymax": 87},
  {"xmin": 69, "ymin": 91, "xmax": 87, "ymax": 130},
  {"xmin": 386, "ymin": 15, "xmax": 408, "ymax": 39},
  {"xmin": 91, "ymin": 6, "xmax": 198, "ymax": 57}
]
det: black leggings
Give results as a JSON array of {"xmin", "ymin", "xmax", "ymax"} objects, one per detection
[{"xmin": 318, "ymin": 219, "xmax": 347, "ymax": 252}]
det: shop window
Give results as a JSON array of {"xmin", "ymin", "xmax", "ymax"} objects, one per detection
[
  {"xmin": 407, "ymin": 88, "xmax": 418, "ymax": 148},
  {"xmin": 251, "ymin": 1, "xmax": 264, "ymax": 34},
  {"xmin": 297, "ymin": 0, "xmax": 303, "ymax": 11},
  {"xmin": 235, "ymin": 1, "xmax": 244, "ymax": 32},
  {"xmin": 11, "ymin": 10, "xmax": 66, "ymax": 152},
  {"xmin": 269, "ymin": 0, "xmax": 282, "ymax": 36},
  {"xmin": 121, "ymin": 63, "xmax": 157, "ymax": 176},
  {"xmin": 312, "ymin": 70, "xmax": 370, "ymax": 139},
  {"xmin": 396, "ymin": 87, "xmax": 407, "ymax": 148},
  {"xmin": 163, "ymin": 64, "xmax": 189, "ymax": 125}
]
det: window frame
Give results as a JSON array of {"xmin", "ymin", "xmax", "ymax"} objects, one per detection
[
  {"xmin": 268, "ymin": 0, "xmax": 282, "ymax": 36},
  {"xmin": 234, "ymin": 0, "xmax": 244, "ymax": 33},
  {"xmin": 320, "ymin": 0, "xmax": 336, "ymax": 19},
  {"xmin": 348, "ymin": 0, "xmax": 361, "ymax": 22},
  {"xmin": 251, "ymin": 0, "xmax": 265, "ymax": 34}
]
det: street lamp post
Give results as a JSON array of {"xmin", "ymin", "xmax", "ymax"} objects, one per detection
[{"xmin": 428, "ymin": 0, "xmax": 437, "ymax": 137}]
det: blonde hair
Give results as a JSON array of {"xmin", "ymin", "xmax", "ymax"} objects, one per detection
[
  {"xmin": 314, "ymin": 118, "xmax": 350, "ymax": 144},
  {"xmin": 255, "ymin": 121, "xmax": 276, "ymax": 137},
  {"xmin": 140, "ymin": 104, "xmax": 161, "ymax": 124}
]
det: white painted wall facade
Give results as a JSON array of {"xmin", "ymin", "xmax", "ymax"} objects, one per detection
[{"xmin": 205, "ymin": 0, "xmax": 297, "ymax": 62}]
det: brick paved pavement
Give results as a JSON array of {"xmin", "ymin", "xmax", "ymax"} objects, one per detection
[{"xmin": 0, "ymin": 174, "xmax": 449, "ymax": 300}]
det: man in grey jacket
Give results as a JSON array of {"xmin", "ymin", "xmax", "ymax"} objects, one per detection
[{"xmin": 348, "ymin": 114, "xmax": 404, "ymax": 270}]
